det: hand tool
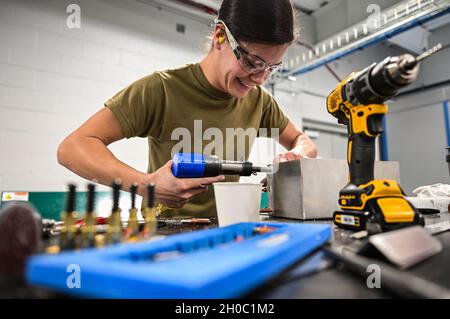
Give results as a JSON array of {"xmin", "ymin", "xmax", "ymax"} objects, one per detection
[
  {"xmin": 81, "ymin": 183, "xmax": 96, "ymax": 248},
  {"xmin": 141, "ymin": 183, "xmax": 157, "ymax": 238},
  {"xmin": 124, "ymin": 183, "xmax": 140, "ymax": 241},
  {"xmin": 155, "ymin": 153, "xmax": 270, "ymax": 215},
  {"xmin": 60, "ymin": 184, "xmax": 78, "ymax": 250},
  {"xmin": 160, "ymin": 218, "xmax": 211, "ymax": 225},
  {"xmin": 171, "ymin": 153, "xmax": 271, "ymax": 178},
  {"xmin": 107, "ymin": 179, "xmax": 123, "ymax": 244},
  {"xmin": 327, "ymin": 44, "xmax": 443, "ymax": 232}
]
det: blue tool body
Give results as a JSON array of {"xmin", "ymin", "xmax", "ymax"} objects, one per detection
[
  {"xmin": 171, "ymin": 153, "xmax": 268, "ymax": 178},
  {"xmin": 26, "ymin": 222, "xmax": 331, "ymax": 298},
  {"xmin": 171, "ymin": 153, "xmax": 206, "ymax": 178}
]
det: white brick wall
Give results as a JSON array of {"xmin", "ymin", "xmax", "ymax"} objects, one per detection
[
  {"xmin": 0, "ymin": 0, "xmax": 209, "ymax": 192},
  {"xmin": 0, "ymin": 23, "xmax": 38, "ymax": 48},
  {"xmin": 0, "ymin": 85, "xmax": 58, "ymax": 113},
  {"xmin": 0, "ymin": 64, "xmax": 36, "ymax": 88},
  {"xmin": 37, "ymin": 31, "xmax": 85, "ymax": 57},
  {"xmin": 0, "ymin": 0, "xmax": 385, "ymax": 191},
  {"xmin": 5, "ymin": 0, "xmax": 442, "ymax": 195},
  {"xmin": 0, "ymin": 46, "xmax": 10, "ymax": 63}
]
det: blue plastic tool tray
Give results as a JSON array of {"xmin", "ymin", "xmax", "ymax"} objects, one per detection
[{"xmin": 26, "ymin": 222, "xmax": 331, "ymax": 298}]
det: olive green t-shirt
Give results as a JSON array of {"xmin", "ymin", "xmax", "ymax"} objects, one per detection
[{"xmin": 105, "ymin": 63, "xmax": 289, "ymax": 217}]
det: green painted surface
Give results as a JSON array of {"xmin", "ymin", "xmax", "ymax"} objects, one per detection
[
  {"xmin": 260, "ymin": 192, "xmax": 269, "ymax": 209},
  {"xmin": 1, "ymin": 191, "xmax": 113, "ymax": 220},
  {"xmin": 2, "ymin": 190, "xmax": 269, "ymax": 218}
]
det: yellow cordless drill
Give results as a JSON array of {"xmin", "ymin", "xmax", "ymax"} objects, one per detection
[{"xmin": 327, "ymin": 44, "xmax": 442, "ymax": 233}]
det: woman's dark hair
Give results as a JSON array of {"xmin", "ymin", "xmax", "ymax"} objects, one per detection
[{"xmin": 218, "ymin": 0, "xmax": 299, "ymax": 45}]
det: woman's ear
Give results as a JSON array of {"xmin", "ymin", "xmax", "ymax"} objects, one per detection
[{"xmin": 213, "ymin": 26, "xmax": 226, "ymax": 50}]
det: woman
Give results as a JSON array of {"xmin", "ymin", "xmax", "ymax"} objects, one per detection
[{"xmin": 57, "ymin": 0, "xmax": 317, "ymax": 218}]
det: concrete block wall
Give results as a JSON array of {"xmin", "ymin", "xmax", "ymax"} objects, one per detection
[
  {"xmin": 0, "ymin": 0, "xmax": 210, "ymax": 192},
  {"xmin": 1, "ymin": 0, "xmax": 447, "ymax": 193},
  {"xmin": 0, "ymin": 0, "xmax": 329, "ymax": 190}
]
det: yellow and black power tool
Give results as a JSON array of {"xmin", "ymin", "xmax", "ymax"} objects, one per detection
[{"xmin": 327, "ymin": 44, "xmax": 442, "ymax": 233}]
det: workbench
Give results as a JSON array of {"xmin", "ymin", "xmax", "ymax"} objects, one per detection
[
  {"xmin": 2, "ymin": 212, "xmax": 450, "ymax": 299},
  {"xmin": 252, "ymin": 214, "xmax": 450, "ymax": 298}
]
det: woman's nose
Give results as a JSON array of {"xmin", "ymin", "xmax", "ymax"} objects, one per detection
[{"xmin": 249, "ymin": 70, "xmax": 267, "ymax": 85}]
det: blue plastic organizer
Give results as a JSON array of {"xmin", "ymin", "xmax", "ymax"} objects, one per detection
[{"xmin": 26, "ymin": 222, "xmax": 331, "ymax": 298}]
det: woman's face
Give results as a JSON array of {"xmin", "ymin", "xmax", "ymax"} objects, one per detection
[{"xmin": 219, "ymin": 40, "xmax": 289, "ymax": 98}]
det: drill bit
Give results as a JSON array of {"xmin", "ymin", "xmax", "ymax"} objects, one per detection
[
  {"xmin": 252, "ymin": 165, "xmax": 273, "ymax": 174},
  {"xmin": 416, "ymin": 43, "xmax": 443, "ymax": 63},
  {"xmin": 405, "ymin": 43, "xmax": 443, "ymax": 70},
  {"xmin": 107, "ymin": 179, "xmax": 123, "ymax": 245}
]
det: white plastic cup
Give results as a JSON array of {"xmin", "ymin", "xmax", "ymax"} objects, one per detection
[{"xmin": 213, "ymin": 182, "xmax": 262, "ymax": 227}]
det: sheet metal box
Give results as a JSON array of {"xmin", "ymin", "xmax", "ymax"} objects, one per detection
[{"xmin": 268, "ymin": 159, "xmax": 401, "ymax": 220}]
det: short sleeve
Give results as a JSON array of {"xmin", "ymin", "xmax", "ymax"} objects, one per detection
[
  {"xmin": 259, "ymin": 89, "xmax": 290, "ymax": 138},
  {"xmin": 104, "ymin": 73, "xmax": 165, "ymax": 139}
]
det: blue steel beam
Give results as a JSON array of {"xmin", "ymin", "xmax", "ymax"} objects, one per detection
[
  {"xmin": 444, "ymin": 100, "xmax": 450, "ymax": 147},
  {"xmin": 286, "ymin": 7, "xmax": 450, "ymax": 77}
]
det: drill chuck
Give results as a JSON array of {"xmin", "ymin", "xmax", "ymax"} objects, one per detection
[
  {"xmin": 373, "ymin": 54, "xmax": 419, "ymax": 93},
  {"xmin": 345, "ymin": 54, "xmax": 419, "ymax": 106},
  {"xmin": 345, "ymin": 44, "xmax": 442, "ymax": 106}
]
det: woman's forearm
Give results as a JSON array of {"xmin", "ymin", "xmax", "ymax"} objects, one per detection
[{"xmin": 57, "ymin": 134, "xmax": 146, "ymax": 192}]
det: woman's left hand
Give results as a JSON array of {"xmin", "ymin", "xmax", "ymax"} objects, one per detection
[
  {"xmin": 260, "ymin": 151, "xmax": 305, "ymax": 191},
  {"xmin": 275, "ymin": 150, "xmax": 306, "ymax": 163}
]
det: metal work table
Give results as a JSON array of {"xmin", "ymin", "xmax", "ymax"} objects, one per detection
[
  {"xmin": 252, "ymin": 212, "xmax": 450, "ymax": 298},
  {"xmin": 2, "ymin": 212, "xmax": 450, "ymax": 299}
]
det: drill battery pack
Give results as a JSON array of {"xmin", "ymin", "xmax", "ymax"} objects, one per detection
[
  {"xmin": 333, "ymin": 180, "xmax": 424, "ymax": 233},
  {"xmin": 334, "ymin": 197, "xmax": 425, "ymax": 233}
]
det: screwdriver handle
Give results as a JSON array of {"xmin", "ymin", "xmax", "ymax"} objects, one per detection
[
  {"xmin": 130, "ymin": 183, "xmax": 138, "ymax": 209},
  {"xmin": 86, "ymin": 183, "xmax": 96, "ymax": 213},
  {"xmin": 65, "ymin": 184, "xmax": 77, "ymax": 213},
  {"xmin": 112, "ymin": 179, "xmax": 121, "ymax": 212},
  {"xmin": 147, "ymin": 183, "xmax": 156, "ymax": 208}
]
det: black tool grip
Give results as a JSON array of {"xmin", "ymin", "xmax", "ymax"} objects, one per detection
[
  {"xmin": 86, "ymin": 183, "xmax": 96, "ymax": 213},
  {"xmin": 130, "ymin": 183, "xmax": 138, "ymax": 209},
  {"xmin": 147, "ymin": 183, "xmax": 156, "ymax": 208},
  {"xmin": 112, "ymin": 179, "xmax": 121, "ymax": 212},
  {"xmin": 65, "ymin": 184, "xmax": 77, "ymax": 213},
  {"xmin": 348, "ymin": 134, "xmax": 375, "ymax": 185},
  {"xmin": 203, "ymin": 163, "xmax": 221, "ymax": 177}
]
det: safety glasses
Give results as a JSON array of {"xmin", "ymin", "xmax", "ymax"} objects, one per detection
[{"xmin": 215, "ymin": 19, "xmax": 283, "ymax": 75}]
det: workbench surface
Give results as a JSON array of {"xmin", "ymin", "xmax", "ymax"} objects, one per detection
[{"xmin": 2, "ymin": 212, "xmax": 450, "ymax": 299}]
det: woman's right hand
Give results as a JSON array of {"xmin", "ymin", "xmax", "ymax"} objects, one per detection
[{"xmin": 139, "ymin": 160, "xmax": 225, "ymax": 208}]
